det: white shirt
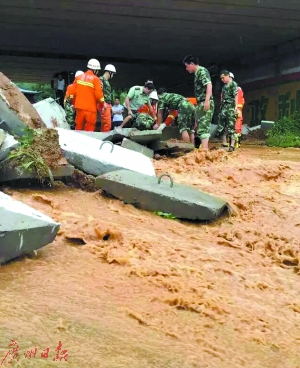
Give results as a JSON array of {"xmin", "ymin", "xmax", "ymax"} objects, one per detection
[
  {"xmin": 112, "ymin": 104, "xmax": 124, "ymax": 122},
  {"xmin": 57, "ymin": 79, "xmax": 65, "ymax": 91}
]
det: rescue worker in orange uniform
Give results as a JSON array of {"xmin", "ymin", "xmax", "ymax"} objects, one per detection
[
  {"xmin": 100, "ymin": 64, "xmax": 116, "ymax": 132},
  {"xmin": 73, "ymin": 58, "xmax": 105, "ymax": 131},
  {"xmin": 229, "ymin": 72, "xmax": 245, "ymax": 147},
  {"xmin": 164, "ymin": 97, "xmax": 197, "ymax": 126},
  {"xmin": 64, "ymin": 70, "xmax": 84, "ymax": 129}
]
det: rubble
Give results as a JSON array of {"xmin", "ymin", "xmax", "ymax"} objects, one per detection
[
  {"xmin": 0, "ymin": 191, "xmax": 60, "ymax": 264},
  {"xmin": 0, "ymin": 133, "xmax": 19, "ymax": 161},
  {"xmin": 95, "ymin": 169, "xmax": 228, "ymax": 221},
  {"xmin": 261, "ymin": 120, "xmax": 275, "ymax": 130},
  {"xmin": 6, "ymin": 128, "xmax": 66, "ymax": 185},
  {"xmin": 149, "ymin": 139, "xmax": 194, "ymax": 153},
  {"xmin": 33, "ymin": 97, "xmax": 70, "ymax": 129},
  {"xmin": 0, "ymin": 128, "xmax": 6, "ymax": 147},
  {"xmin": 0, "ymin": 72, "xmax": 45, "ymax": 136},
  {"xmin": 0, "ymin": 158, "xmax": 74, "ymax": 184},
  {"xmin": 121, "ymin": 138, "xmax": 154, "ymax": 158},
  {"xmin": 56, "ymin": 128, "xmax": 156, "ymax": 177}
]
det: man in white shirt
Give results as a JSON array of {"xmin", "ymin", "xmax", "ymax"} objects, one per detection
[
  {"xmin": 56, "ymin": 74, "xmax": 65, "ymax": 107},
  {"xmin": 112, "ymin": 97, "xmax": 124, "ymax": 128}
]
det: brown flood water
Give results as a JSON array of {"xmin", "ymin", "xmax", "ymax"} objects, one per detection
[{"xmin": 0, "ymin": 146, "xmax": 300, "ymax": 368}]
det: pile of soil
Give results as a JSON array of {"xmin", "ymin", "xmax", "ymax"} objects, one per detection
[
  {"xmin": 245, "ymin": 128, "xmax": 267, "ymax": 142},
  {"xmin": 68, "ymin": 169, "xmax": 99, "ymax": 192},
  {"xmin": 0, "ymin": 72, "xmax": 45, "ymax": 129},
  {"xmin": 33, "ymin": 129, "xmax": 64, "ymax": 169}
]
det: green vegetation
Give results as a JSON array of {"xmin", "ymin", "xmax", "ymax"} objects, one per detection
[
  {"xmin": 112, "ymin": 88, "xmax": 128, "ymax": 105},
  {"xmin": 155, "ymin": 211, "xmax": 176, "ymax": 220},
  {"xmin": 266, "ymin": 112, "xmax": 300, "ymax": 148},
  {"xmin": 8, "ymin": 127, "xmax": 53, "ymax": 185},
  {"xmin": 16, "ymin": 82, "xmax": 55, "ymax": 102}
]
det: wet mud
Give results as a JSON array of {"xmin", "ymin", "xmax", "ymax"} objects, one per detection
[{"xmin": 0, "ymin": 146, "xmax": 300, "ymax": 368}]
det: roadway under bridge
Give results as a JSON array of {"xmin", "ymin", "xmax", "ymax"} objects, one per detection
[{"xmin": 0, "ymin": 0, "xmax": 299, "ymax": 92}]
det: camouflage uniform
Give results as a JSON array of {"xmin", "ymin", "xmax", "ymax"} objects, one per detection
[
  {"xmin": 158, "ymin": 92, "xmax": 195, "ymax": 133},
  {"xmin": 194, "ymin": 67, "xmax": 214, "ymax": 139},
  {"xmin": 132, "ymin": 113, "xmax": 155, "ymax": 130},
  {"xmin": 100, "ymin": 76, "xmax": 112, "ymax": 104},
  {"xmin": 64, "ymin": 98, "xmax": 75, "ymax": 129},
  {"xmin": 216, "ymin": 80, "xmax": 238, "ymax": 137}
]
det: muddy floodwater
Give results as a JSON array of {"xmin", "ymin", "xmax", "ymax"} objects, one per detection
[{"xmin": 0, "ymin": 146, "xmax": 300, "ymax": 368}]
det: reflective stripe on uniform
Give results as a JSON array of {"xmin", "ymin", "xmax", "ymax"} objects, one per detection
[
  {"xmin": 168, "ymin": 114, "xmax": 175, "ymax": 119},
  {"xmin": 77, "ymin": 80, "xmax": 95, "ymax": 88}
]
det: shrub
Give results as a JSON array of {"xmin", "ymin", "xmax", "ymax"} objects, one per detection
[{"xmin": 266, "ymin": 112, "xmax": 300, "ymax": 147}]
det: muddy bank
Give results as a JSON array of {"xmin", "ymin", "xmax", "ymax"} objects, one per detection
[{"xmin": 0, "ymin": 72, "xmax": 45, "ymax": 129}]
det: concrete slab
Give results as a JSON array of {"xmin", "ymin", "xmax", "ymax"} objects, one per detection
[
  {"xmin": 0, "ymin": 72, "xmax": 45, "ymax": 136},
  {"xmin": 0, "ymin": 159, "xmax": 74, "ymax": 184},
  {"xmin": 121, "ymin": 138, "xmax": 154, "ymax": 158},
  {"xmin": 0, "ymin": 133, "xmax": 19, "ymax": 161},
  {"xmin": 95, "ymin": 169, "xmax": 228, "ymax": 221},
  {"xmin": 129, "ymin": 129, "xmax": 163, "ymax": 143},
  {"xmin": 261, "ymin": 120, "xmax": 275, "ymax": 130},
  {"xmin": 160, "ymin": 126, "xmax": 181, "ymax": 141},
  {"xmin": 56, "ymin": 128, "xmax": 156, "ymax": 177},
  {"xmin": 111, "ymin": 127, "xmax": 137, "ymax": 143},
  {"xmin": 149, "ymin": 140, "xmax": 194, "ymax": 153},
  {"xmin": 75, "ymin": 130, "xmax": 115, "ymax": 141},
  {"xmin": 0, "ymin": 129, "xmax": 6, "ymax": 147},
  {"xmin": 33, "ymin": 98, "xmax": 70, "ymax": 129},
  {"xmin": 0, "ymin": 191, "xmax": 60, "ymax": 264}
]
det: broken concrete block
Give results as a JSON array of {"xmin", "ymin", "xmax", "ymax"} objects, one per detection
[
  {"xmin": 0, "ymin": 72, "xmax": 46, "ymax": 136},
  {"xmin": 0, "ymin": 129, "xmax": 6, "ymax": 147},
  {"xmin": 111, "ymin": 127, "xmax": 138, "ymax": 143},
  {"xmin": 95, "ymin": 169, "xmax": 228, "ymax": 221},
  {"xmin": 261, "ymin": 120, "xmax": 275, "ymax": 130},
  {"xmin": 0, "ymin": 133, "xmax": 19, "ymax": 161},
  {"xmin": 160, "ymin": 126, "xmax": 181, "ymax": 141},
  {"xmin": 33, "ymin": 98, "xmax": 70, "ymax": 129},
  {"xmin": 149, "ymin": 140, "xmax": 194, "ymax": 153},
  {"xmin": 75, "ymin": 130, "xmax": 115, "ymax": 141},
  {"xmin": 0, "ymin": 191, "xmax": 60, "ymax": 264},
  {"xmin": 0, "ymin": 159, "xmax": 74, "ymax": 184},
  {"xmin": 56, "ymin": 128, "xmax": 156, "ymax": 177},
  {"xmin": 129, "ymin": 129, "xmax": 163, "ymax": 143},
  {"xmin": 121, "ymin": 138, "xmax": 154, "ymax": 158}
]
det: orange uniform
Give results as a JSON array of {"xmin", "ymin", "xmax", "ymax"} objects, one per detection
[
  {"xmin": 164, "ymin": 97, "xmax": 196, "ymax": 126},
  {"xmin": 64, "ymin": 83, "xmax": 75, "ymax": 105},
  {"xmin": 73, "ymin": 70, "xmax": 105, "ymax": 131},
  {"xmin": 235, "ymin": 87, "xmax": 245, "ymax": 134},
  {"xmin": 137, "ymin": 103, "xmax": 156, "ymax": 115}
]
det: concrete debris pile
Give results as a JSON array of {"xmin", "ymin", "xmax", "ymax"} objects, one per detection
[{"xmin": 0, "ymin": 72, "xmax": 229, "ymax": 266}]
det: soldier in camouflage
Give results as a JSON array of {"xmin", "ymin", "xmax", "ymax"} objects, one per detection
[
  {"xmin": 216, "ymin": 70, "xmax": 238, "ymax": 152},
  {"xmin": 183, "ymin": 55, "xmax": 214, "ymax": 150},
  {"xmin": 153, "ymin": 88, "xmax": 195, "ymax": 143},
  {"xmin": 100, "ymin": 64, "xmax": 116, "ymax": 132},
  {"xmin": 64, "ymin": 70, "xmax": 84, "ymax": 129},
  {"xmin": 132, "ymin": 90, "xmax": 159, "ymax": 130},
  {"xmin": 64, "ymin": 98, "xmax": 76, "ymax": 129}
]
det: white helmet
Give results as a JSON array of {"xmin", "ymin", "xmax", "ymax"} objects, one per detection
[
  {"xmin": 75, "ymin": 70, "xmax": 84, "ymax": 78},
  {"xmin": 149, "ymin": 91, "xmax": 159, "ymax": 101},
  {"xmin": 229, "ymin": 72, "xmax": 234, "ymax": 78},
  {"xmin": 87, "ymin": 58, "xmax": 101, "ymax": 70},
  {"xmin": 104, "ymin": 64, "xmax": 116, "ymax": 73}
]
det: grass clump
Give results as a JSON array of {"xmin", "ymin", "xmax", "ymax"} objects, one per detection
[
  {"xmin": 8, "ymin": 127, "xmax": 53, "ymax": 184},
  {"xmin": 266, "ymin": 112, "xmax": 300, "ymax": 148}
]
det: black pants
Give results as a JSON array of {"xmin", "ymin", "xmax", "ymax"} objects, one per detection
[{"xmin": 56, "ymin": 90, "xmax": 64, "ymax": 107}]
